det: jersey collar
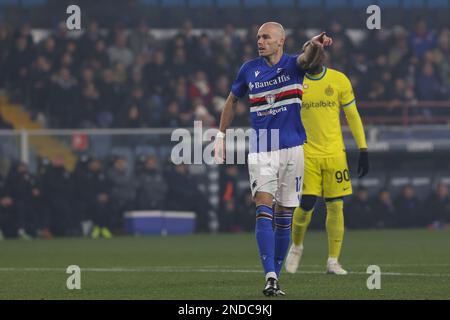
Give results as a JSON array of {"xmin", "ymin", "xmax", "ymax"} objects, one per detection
[{"xmin": 306, "ymin": 66, "xmax": 327, "ymax": 80}]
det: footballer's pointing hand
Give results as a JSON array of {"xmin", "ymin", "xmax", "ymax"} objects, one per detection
[
  {"xmin": 311, "ymin": 32, "xmax": 333, "ymax": 48},
  {"xmin": 214, "ymin": 131, "xmax": 225, "ymax": 164},
  {"xmin": 357, "ymin": 150, "xmax": 369, "ymax": 178}
]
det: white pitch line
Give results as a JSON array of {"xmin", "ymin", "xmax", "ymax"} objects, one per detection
[{"xmin": 0, "ymin": 267, "xmax": 450, "ymax": 278}]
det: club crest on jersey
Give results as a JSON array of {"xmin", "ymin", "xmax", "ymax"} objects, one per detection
[{"xmin": 265, "ymin": 94, "xmax": 276, "ymax": 105}]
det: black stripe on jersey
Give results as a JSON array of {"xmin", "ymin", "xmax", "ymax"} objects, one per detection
[{"xmin": 250, "ymin": 93, "xmax": 302, "ymax": 108}]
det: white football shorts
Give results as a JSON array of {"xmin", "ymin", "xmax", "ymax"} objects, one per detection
[{"xmin": 248, "ymin": 145, "xmax": 304, "ymax": 208}]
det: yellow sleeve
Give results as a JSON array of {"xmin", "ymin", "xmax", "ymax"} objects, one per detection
[
  {"xmin": 340, "ymin": 74, "xmax": 368, "ymax": 150},
  {"xmin": 339, "ymin": 73, "xmax": 356, "ymax": 107}
]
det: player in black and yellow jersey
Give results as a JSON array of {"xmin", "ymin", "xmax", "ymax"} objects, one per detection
[{"xmin": 285, "ymin": 43, "xmax": 369, "ymax": 275}]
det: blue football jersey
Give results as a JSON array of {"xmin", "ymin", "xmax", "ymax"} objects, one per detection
[{"xmin": 231, "ymin": 54, "xmax": 307, "ymax": 153}]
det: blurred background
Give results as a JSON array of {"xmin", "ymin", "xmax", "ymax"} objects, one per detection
[{"xmin": 0, "ymin": 0, "xmax": 449, "ymax": 239}]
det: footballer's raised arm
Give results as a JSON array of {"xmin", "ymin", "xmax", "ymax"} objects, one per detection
[
  {"xmin": 297, "ymin": 32, "xmax": 332, "ymax": 70},
  {"xmin": 218, "ymin": 92, "xmax": 240, "ymax": 133}
]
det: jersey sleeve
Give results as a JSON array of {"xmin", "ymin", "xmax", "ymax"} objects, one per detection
[
  {"xmin": 339, "ymin": 73, "xmax": 356, "ymax": 108},
  {"xmin": 231, "ymin": 63, "xmax": 248, "ymax": 98}
]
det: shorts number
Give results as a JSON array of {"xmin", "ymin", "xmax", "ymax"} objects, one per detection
[
  {"xmin": 295, "ymin": 176, "xmax": 302, "ymax": 192},
  {"xmin": 335, "ymin": 170, "xmax": 350, "ymax": 183}
]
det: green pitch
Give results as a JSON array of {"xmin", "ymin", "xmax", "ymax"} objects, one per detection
[{"xmin": 0, "ymin": 229, "xmax": 449, "ymax": 299}]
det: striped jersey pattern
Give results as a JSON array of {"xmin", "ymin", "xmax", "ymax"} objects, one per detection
[{"xmin": 231, "ymin": 54, "xmax": 307, "ymax": 153}]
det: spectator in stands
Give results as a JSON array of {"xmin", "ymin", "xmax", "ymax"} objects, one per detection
[
  {"xmin": 188, "ymin": 70, "xmax": 212, "ymax": 106},
  {"xmin": 166, "ymin": 164, "xmax": 211, "ymax": 233},
  {"xmin": 0, "ymin": 23, "xmax": 12, "ymax": 88},
  {"xmin": 409, "ymin": 19, "xmax": 437, "ymax": 58},
  {"xmin": 394, "ymin": 185, "xmax": 423, "ymax": 228},
  {"xmin": 29, "ymin": 56, "xmax": 52, "ymax": 120},
  {"xmin": 108, "ymin": 33, "xmax": 134, "ymax": 68},
  {"xmin": 72, "ymin": 155, "xmax": 92, "ymax": 237},
  {"xmin": 5, "ymin": 36, "xmax": 35, "ymax": 101},
  {"xmin": 108, "ymin": 157, "xmax": 137, "ymax": 232},
  {"xmin": 425, "ymin": 182, "xmax": 450, "ymax": 229},
  {"xmin": 416, "ymin": 62, "xmax": 444, "ymax": 103},
  {"xmin": 346, "ymin": 187, "xmax": 373, "ymax": 229},
  {"xmin": 86, "ymin": 39, "xmax": 110, "ymax": 71},
  {"xmin": 372, "ymin": 188, "xmax": 396, "ymax": 228},
  {"xmin": 0, "ymin": 172, "xmax": 17, "ymax": 239},
  {"xmin": 128, "ymin": 19, "xmax": 156, "ymax": 57},
  {"xmin": 83, "ymin": 158, "xmax": 113, "ymax": 238},
  {"xmin": 219, "ymin": 166, "xmax": 240, "ymax": 232},
  {"xmin": 236, "ymin": 191, "xmax": 256, "ymax": 232},
  {"xmin": 41, "ymin": 155, "xmax": 76, "ymax": 236},
  {"xmin": 79, "ymin": 20, "xmax": 103, "ymax": 59},
  {"xmin": 135, "ymin": 156, "xmax": 168, "ymax": 210},
  {"xmin": 49, "ymin": 67, "xmax": 78, "ymax": 128},
  {"xmin": 7, "ymin": 162, "xmax": 51, "ymax": 239}
]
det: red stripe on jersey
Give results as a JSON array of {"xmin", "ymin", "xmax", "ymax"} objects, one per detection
[{"xmin": 249, "ymin": 88, "xmax": 303, "ymax": 104}]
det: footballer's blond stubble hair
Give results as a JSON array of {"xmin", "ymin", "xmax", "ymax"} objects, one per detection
[{"xmin": 258, "ymin": 22, "xmax": 286, "ymax": 41}]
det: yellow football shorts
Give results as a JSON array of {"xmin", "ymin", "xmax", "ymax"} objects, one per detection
[{"xmin": 302, "ymin": 154, "xmax": 353, "ymax": 198}]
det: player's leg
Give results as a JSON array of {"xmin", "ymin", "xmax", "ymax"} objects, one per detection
[
  {"xmin": 285, "ymin": 195, "xmax": 317, "ymax": 273},
  {"xmin": 324, "ymin": 197, "xmax": 346, "ymax": 274},
  {"xmin": 274, "ymin": 146, "xmax": 304, "ymax": 282},
  {"xmin": 286, "ymin": 156, "xmax": 322, "ymax": 273},
  {"xmin": 323, "ymin": 155, "xmax": 352, "ymax": 275},
  {"xmin": 248, "ymin": 152, "xmax": 279, "ymax": 296}
]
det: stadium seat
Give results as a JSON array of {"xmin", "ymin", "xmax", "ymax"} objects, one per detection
[
  {"xmin": 377, "ymin": 0, "xmax": 400, "ymax": 7},
  {"xmin": 271, "ymin": 0, "xmax": 296, "ymax": 7},
  {"xmin": 351, "ymin": 0, "xmax": 376, "ymax": 8},
  {"xmin": 216, "ymin": 0, "xmax": 241, "ymax": 7},
  {"xmin": 160, "ymin": 0, "xmax": 186, "ymax": 6},
  {"xmin": 298, "ymin": 0, "xmax": 322, "ymax": 7},
  {"xmin": 135, "ymin": 145, "xmax": 157, "ymax": 157},
  {"xmin": 21, "ymin": 0, "xmax": 46, "ymax": 6},
  {"xmin": 0, "ymin": 0, "xmax": 18, "ymax": 5},
  {"xmin": 90, "ymin": 135, "xmax": 113, "ymax": 159},
  {"xmin": 427, "ymin": 0, "xmax": 449, "ymax": 8},
  {"xmin": 140, "ymin": 0, "xmax": 159, "ymax": 5},
  {"xmin": 243, "ymin": 0, "xmax": 269, "ymax": 7},
  {"xmin": 402, "ymin": 0, "xmax": 424, "ymax": 8},
  {"xmin": 188, "ymin": 0, "xmax": 213, "ymax": 6},
  {"xmin": 325, "ymin": 0, "xmax": 348, "ymax": 8}
]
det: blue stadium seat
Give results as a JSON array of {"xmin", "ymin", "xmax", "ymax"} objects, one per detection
[
  {"xmin": 351, "ymin": 0, "xmax": 376, "ymax": 8},
  {"xmin": 427, "ymin": 0, "xmax": 448, "ymax": 8},
  {"xmin": 189, "ymin": 0, "xmax": 213, "ymax": 6},
  {"xmin": 160, "ymin": 0, "xmax": 186, "ymax": 6},
  {"xmin": 135, "ymin": 145, "xmax": 157, "ymax": 157},
  {"xmin": 325, "ymin": 0, "xmax": 348, "ymax": 8},
  {"xmin": 299, "ymin": 0, "xmax": 322, "ymax": 8},
  {"xmin": 243, "ymin": 0, "xmax": 269, "ymax": 7},
  {"xmin": 21, "ymin": 0, "xmax": 46, "ymax": 6},
  {"xmin": 216, "ymin": 0, "xmax": 241, "ymax": 7},
  {"xmin": 271, "ymin": 0, "xmax": 296, "ymax": 7},
  {"xmin": 140, "ymin": 0, "xmax": 159, "ymax": 5},
  {"xmin": 377, "ymin": 0, "xmax": 400, "ymax": 7},
  {"xmin": 0, "ymin": 0, "xmax": 18, "ymax": 5},
  {"xmin": 402, "ymin": 0, "xmax": 424, "ymax": 8}
]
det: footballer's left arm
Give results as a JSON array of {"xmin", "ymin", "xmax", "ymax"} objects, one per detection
[{"xmin": 343, "ymin": 103, "xmax": 368, "ymax": 150}]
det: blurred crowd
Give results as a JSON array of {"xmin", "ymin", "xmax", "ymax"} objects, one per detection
[
  {"xmin": 1, "ymin": 157, "xmax": 449, "ymax": 239},
  {"xmin": 0, "ymin": 155, "xmax": 212, "ymax": 239},
  {"xmin": 218, "ymin": 165, "xmax": 450, "ymax": 233},
  {"xmin": 0, "ymin": 18, "xmax": 449, "ymax": 129}
]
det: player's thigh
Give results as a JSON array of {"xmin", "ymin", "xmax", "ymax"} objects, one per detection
[
  {"xmin": 322, "ymin": 154, "xmax": 353, "ymax": 198},
  {"xmin": 276, "ymin": 146, "xmax": 304, "ymax": 208},
  {"xmin": 302, "ymin": 156, "xmax": 323, "ymax": 197},
  {"xmin": 248, "ymin": 151, "xmax": 278, "ymax": 199}
]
